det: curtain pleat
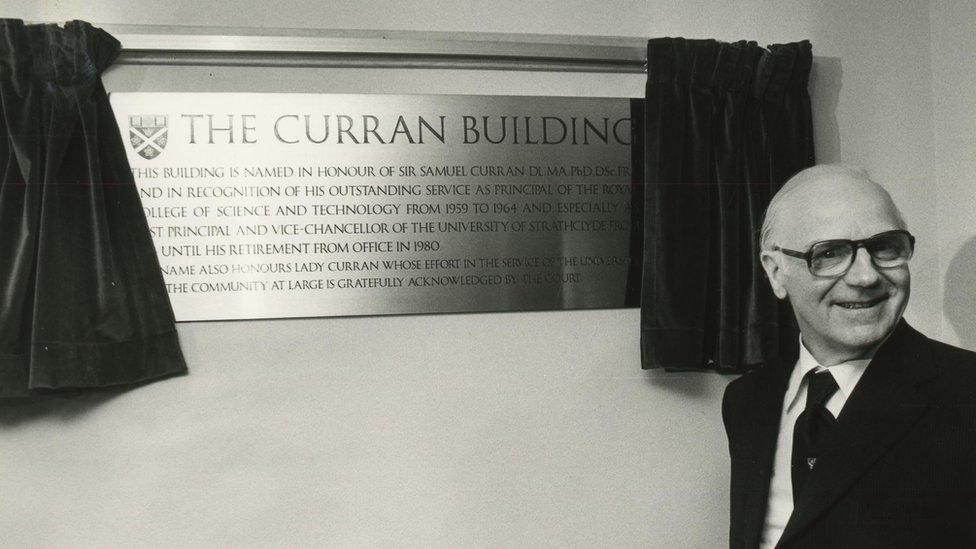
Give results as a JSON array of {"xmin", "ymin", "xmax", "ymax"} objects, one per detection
[
  {"xmin": 0, "ymin": 19, "xmax": 186, "ymax": 398},
  {"xmin": 640, "ymin": 38, "xmax": 814, "ymax": 372}
]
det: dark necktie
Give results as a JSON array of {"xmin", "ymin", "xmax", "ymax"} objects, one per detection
[{"xmin": 792, "ymin": 369, "xmax": 839, "ymax": 502}]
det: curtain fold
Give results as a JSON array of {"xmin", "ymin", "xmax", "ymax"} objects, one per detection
[
  {"xmin": 640, "ymin": 38, "xmax": 814, "ymax": 372},
  {"xmin": 0, "ymin": 19, "xmax": 186, "ymax": 398}
]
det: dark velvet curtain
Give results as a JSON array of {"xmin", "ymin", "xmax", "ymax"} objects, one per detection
[
  {"xmin": 0, "ymin": 20, "xmax": 186, "ymax": 398},
  {"xmin": 640, "ymin": 38, "xmax": 814, "ymax": 372}
]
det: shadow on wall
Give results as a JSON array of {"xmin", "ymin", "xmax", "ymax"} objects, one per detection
[
  {"xmin": 944, "ymin": 235, "xmax": 976, "ymax": 350},
  {"xmin": 644, "ymin": 368, "xmax": 733, "ymax": 398},
  {"xmin": 0, "ymin": 385, "xmax": 138, "ymax": 427},
  {"xmin": 809, "ymin": 56, "xmax": 843, "ymax": 163}
]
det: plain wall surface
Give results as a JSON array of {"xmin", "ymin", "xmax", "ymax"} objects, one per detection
[
  {"xmin": 930, "ymin": 0, "xmax": 976, "ymax": 349},
  {"xmin": 1, "ymin": 1, "xmax": 965, "ymax": 547}
]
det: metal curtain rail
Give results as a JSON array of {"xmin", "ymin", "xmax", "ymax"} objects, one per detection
[{"xmin": 91, "ymin": 24, "xmax": 649, "ymax": 73}]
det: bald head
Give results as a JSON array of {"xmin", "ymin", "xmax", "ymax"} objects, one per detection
[
  {"xmin": 760, "ymin": 165, "xmax": 907, "ymax": 251},
  {"xmin": 758, "ymin": 164, "xmax": 912, "ymax": 366}
]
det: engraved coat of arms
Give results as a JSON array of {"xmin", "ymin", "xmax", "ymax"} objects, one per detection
[{"xmin": 128, "ymin": 115, "xmax": 168, "ymax": 160}]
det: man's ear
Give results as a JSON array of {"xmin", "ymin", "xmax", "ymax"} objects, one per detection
[{"xmin": 760, "ymin": 251, "xmax": 789, "ymax": 300}]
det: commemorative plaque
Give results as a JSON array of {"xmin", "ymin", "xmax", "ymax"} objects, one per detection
[{"xmin": 111, "ymin": 93, "xmax": 639, "ymax": 321}]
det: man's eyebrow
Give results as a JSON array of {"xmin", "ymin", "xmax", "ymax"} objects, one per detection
[
  {"xmin": 790, "ymin": 237, "xmax": 830, "ymax": 251},
  {"xmin": 800, "ymin": 230, "xmax": 907, "ymax": 250},
  {"xmin": 805, "ymin": 237, "xmax": 838, "ymax": 247}
]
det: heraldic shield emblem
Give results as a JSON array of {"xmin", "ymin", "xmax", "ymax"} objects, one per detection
[{"xmin": 128, "ymin": 115, "xmax": 168, "ymax": 160}]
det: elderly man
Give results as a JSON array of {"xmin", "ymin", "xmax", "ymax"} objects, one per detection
[{"xmin": 722, "ymin": 165, "xmax": 976, "ymax": 548}]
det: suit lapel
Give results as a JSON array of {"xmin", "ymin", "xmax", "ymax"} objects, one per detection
[
  {"xmin": 736, "ymin": 351, "xmax": 794, "ymax": 549},
  {"xmin": 776, "ymin": 321, "xmax": 938, "ymax": 546}
]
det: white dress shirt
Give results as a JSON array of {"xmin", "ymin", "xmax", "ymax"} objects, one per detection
[{"xmin": 759, "ymin": 339, "xmax": 871, "ymax": 548}]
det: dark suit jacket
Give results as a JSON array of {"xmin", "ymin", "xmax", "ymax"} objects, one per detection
[{"xmin": 722, "ymin": 320, "xmax": 976, "ymax": 548}]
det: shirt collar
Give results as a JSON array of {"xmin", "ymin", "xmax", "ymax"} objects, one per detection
[{"xmin": 784, "ymin": 336, "xmax": 872, "ymax": 413}]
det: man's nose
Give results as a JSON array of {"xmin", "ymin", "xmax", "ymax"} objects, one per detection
[{"xmin": 843, "ymin": 247, "xmax": 881, "ymax": 287}]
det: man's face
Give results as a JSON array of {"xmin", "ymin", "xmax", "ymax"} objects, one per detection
[{"xmin": 761, "ymin": 180, "xmax": 911, "ymax": 364}]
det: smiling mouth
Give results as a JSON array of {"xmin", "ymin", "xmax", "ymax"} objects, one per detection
[{"xmin": 836, "ymin": 296, "xmax": 887, "ymax": 310}]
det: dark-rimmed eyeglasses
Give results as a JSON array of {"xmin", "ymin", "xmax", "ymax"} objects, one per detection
[{"xmin": 773, "ymin": 230, "xmax": 915, "ymax": 277}]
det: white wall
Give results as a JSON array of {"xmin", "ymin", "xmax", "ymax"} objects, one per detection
[
  {"xmin": 929, "ymin": 1, "xmax": 976, "ymax": 349},
  {"xmin": 0, "ymin": 1, "xmax": 950, "ymax": 547}
]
